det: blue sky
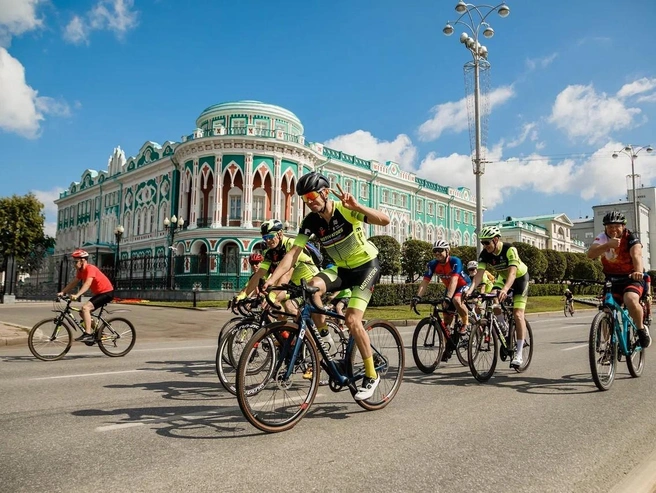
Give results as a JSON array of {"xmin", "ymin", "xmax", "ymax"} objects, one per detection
[{"xmin": 2, "ymin": 0, "xmax": 656, "ymax": 237}]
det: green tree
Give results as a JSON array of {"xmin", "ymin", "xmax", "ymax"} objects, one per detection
[
  {"xmin": 21, "ymin": 236, "xmax": 56, "ymax": 273},
  {"xmin": 450, "ymin": 245, "xmax": 477, "ymax": 266},
  {"xmin": 512, "ymin": 242, "xmax": 547, "ymax": 281},
  {"xmin": 0, "ymin": 193, "xmax": 48, "ymax": 270},
  {"xmin": 369, "ymin": 235, "xmax": 401, "ymax": 278},
  {"xmin": 401, "ymin": 239, "xmax": 432, "ymax": 282},
  {"xmin": 542, "ymin": 249, "xmax": 567, "ymax": 283},
  {"xmin": 563, "ymin": 252, "xmax": 580, "ymax": 280}
]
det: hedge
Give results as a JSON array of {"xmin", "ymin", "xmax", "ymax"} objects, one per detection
[{"xmin": 369, "ymin": 282, "xmax": 602, "ymax": 306}]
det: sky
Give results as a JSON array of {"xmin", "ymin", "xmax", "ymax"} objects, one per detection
[{"xmin": 1, "ymin": 0, "xmax": 656, "ymax": 238}]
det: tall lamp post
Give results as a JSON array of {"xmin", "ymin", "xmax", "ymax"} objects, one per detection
[
  {"xmin": 113, "ymin": 225, "xmax": 124, "ymax": 284},
  {"xmin": 443, "ymin": 1, "xmax": 510, "ymax": 253},
  {"xmin": 612, "ymin": 144, "xmax": 653, "ymax": 239},
  {"xmin": 164, "ymin": 215, "xmax": 184, "ymax": 289}
]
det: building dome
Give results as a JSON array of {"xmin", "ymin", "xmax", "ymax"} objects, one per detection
[{"xmin": 195, "ymin": 100, "xmax": 304, "ymax": 134}]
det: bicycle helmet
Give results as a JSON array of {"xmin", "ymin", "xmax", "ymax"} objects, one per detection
[
  {"xmin": 248, "ymin": 253, "xmax": 264, "ymax": 265},
  {"xmin": 602, "ymin": 210, "xmax": 627, "ymax": 225},
  {"xmin": 467, "ymin": 260, "xmax": 478, "ymax": 270},
  {"xmin": 71, "ymin": 249, "xmax": 89, "ymax": 259},
  {"xmin": 296, "ymin": 172, "xmax": 330, "ymax": 195},
  {"xmin": 260, "ymin": 219, "xmax": 283, "ymax": 235},
  {"xmin": 565, "ymin": 288, "xmax": 571, "ymax": 293},
  {"xmin": 479, "ymin": 225, "xmax": 501, "ymax": 239},
  {"xmin": 432, "ymin": 240, "xmax": 450, "ymax": 251}
]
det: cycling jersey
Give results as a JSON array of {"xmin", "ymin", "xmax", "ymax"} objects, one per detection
[
  {"xmin": 479, "ymin": 271, "xmax": 495, "ymax": 293},
  {"xmin": 423, "ymin": 255, "xmax": 471, "ymax": 290},
  {"xmin": 564, "ymin": 291, "xmax": 573, "ymax": 300},
  {"xmin": 295, "ymin": 202, "xmax": 378, "ymax": 269},
  {"xmin": 478, "ymin": 243, "xmax": 528, "ymax": 280},
  {"xmin": 261, "ymin": 236, "xmax": 317, "ymax": 284},
  {"xmin": 591, "ymin": 229, "xmax": 640, "ymax": 275},
  {"xmin": 76, "ymin": 264, "xmax": 113, "ymax": 295}
]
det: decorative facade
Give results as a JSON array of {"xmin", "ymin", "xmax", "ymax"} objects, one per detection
[{"xmin": 54, "ymin": 100, "xmax": 477, "ymax": 290}]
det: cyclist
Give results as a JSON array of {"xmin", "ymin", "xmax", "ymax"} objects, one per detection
[
  {"xmin": 236, "ymin": 219, "xmax": 319, "ymax": 312},
  {"xmin": 563, "ymin": 288, "xmax": 574, "ymax": 314},
  {"xmin": 466, "ymin": 260, "xmax": 495, "ymax": 294},
  {"xmin": 587, "ymin": 210, "xmax": 651, "ymax": 348},
  {"xmin": 465, "ymin": 225, "xmax": 530, "ymax": 369},
  {"xmin": 262, "ymin": 172, "xmax": 390, "ymax": 400},
  {"xmin": 57, "ymin": 249, "xmax": 114, "ymax": 342},
  {"xmin": 642, "ymin": 272, "xmax": 652, "ymax": 325},
  {"xmin": 248, "ymin": 252, "xmax": 264, "ymax": 275},
  {"xmin": 412, "ymin": 240, "xmax": 471, "ymax": 336}
]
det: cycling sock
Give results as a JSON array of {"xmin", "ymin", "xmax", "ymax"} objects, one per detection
[
  {"xmin": 516, "ymin": 339, "xmax": 524, "ymax": 353},
  {"xmin": 363, "ymin": 356, "xmax": 377, "ymax": 379}
]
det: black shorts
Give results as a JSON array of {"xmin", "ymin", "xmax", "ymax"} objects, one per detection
[
  {"xmin": 318, "ymin": 259, "xmax": 381, "ymax": 311},
  {"xmin": 89, "ymin": 291, "xmax": 114, "ymax": 310},
  {"xmin": 610, "ymin": 278, "xmax": 643, "ymax": 302}
]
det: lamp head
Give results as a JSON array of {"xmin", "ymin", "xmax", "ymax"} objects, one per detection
[
  {"xmin": 647, "ymin": 146, "xmax": 653, "ymax": 153},
  {"xmin": 498, "ymin": 3, "xmax": 510, "ymax": 17},
  {"xmin": 624, "ymin": 145, "xmax": 632, "ymax": 152},
  {"xmin": 170, "ymin": 215, "xmax": 177, "ymax": 224},
  {"xmin": 612, "ymin": 153, "xmax": 619, "ymax": 159},
  {"xmin": 455, "ymin": 0, "xmax": 467, "ymax": 13},
  {"xmin": 164, "ymin": 217, "xmax": 170, "ymax": 227},
  {"xmin": 483, "ymin": 25, "xmax": 494, "ymax": 38},
  {"xmin": 459, "ymin": 32, "xmax": 469, "ymax": 44},
  {"xmin": 177, "ymin": 217, "xmax": 184, "ymax": 227},
  {"xmin": 443, "ymin": 23, "xmax": 454, "ymax": 35}
]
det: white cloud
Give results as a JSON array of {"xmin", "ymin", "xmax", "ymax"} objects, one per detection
[
  {"xmin": 417, "ymin": 85, "xmax": 515, "ymax": 142},
  {"xmin": 323, "ymin": 130, "xmax": 418, "ymax": 170},
  {"xmin": 0, "ymin": 0, "xmax": 43, "ymax": 47},
  {"xmin": 548, "ymin": 84, "xmax": 641, "ymax": 145},
  {"xmin": 32, "ymin": 187, "xmax": 64, "ymax": 236},
  {"xmin": 617, "ymin": 77, "xmax": 656, "ymax": 99},
  {"xmin": 64, "ymin": 0, "xmax": 139, "ymax": 45},
  {"xmin": 506, "ymin": 122, "xmax": 538, "ymax": 149},
  {"xmin": 0, "ymin": 48, "xmax": 71, "ymax": 138},
  {"xmin": 525, "ymin": 53, "xmax": 557, "ymax": 71}
]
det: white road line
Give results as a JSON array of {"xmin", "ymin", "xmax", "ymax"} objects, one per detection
[
  {"xmin": 31, "ymin": 369, "xmax": 142, "ymax": 380},
  {"xmin": 130, "ymin": 345, "xmax": 215, "ymax": 352},
  {"xmin": 563, "ymin": 344, "xmax": 588, "ymax": 351}
]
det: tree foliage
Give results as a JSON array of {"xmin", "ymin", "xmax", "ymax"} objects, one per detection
[
  {"xmin": 369, "ymin": 235, "xmax": 401, "ymax": 277},
  {"xmin": 450, "ymin": 246, "xmax": 477, "ymax": 266},
  {"xmin": 512, "ymin": 242, "xmax": 547, "ymax": 281},
  {"xmin": 542, "ymin": 249, "xmax": 567, "ymax": 283},
  {"xmin": 401, "ymin": 239, "xmax": 432, "ymax": 282},
  {"xmin": 0, "ymin": 193, "xmax": 48, "ymax": 270}
]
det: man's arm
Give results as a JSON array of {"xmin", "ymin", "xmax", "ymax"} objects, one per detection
[
  {"xmin": 445, "ymin": 276, "xmax": 458, "ymax": 299},
  {"xmin": 263, "ymin": 245, "xmax": 302, "ymax": 288},
  {"xmin": 73, "ymin": 278, "xmax": 94, "ymax": 300},
  {"xmin": 629, "ymin": 243, "xmax": 644, "ymax": 280},
  {"xmin": 416, "ymin": 278, "xmax": 430, "ymax": 298},
  {"xmin": 351, "ymin": 201, "xmax": 390, "ymax": 226},
  {"xmin": 58, "ymin": 279, "xmax": 79, "ymax": 295},
  {"xmin": 239, "ymin": 268, "xmax": 267, "ymax": 298},
  {"xmin": 587, "ymin": 239, "xmax": 615, "ymax": 259}
]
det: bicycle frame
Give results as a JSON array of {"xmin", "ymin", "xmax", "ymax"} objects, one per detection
[
  {"xmin": 601, "ymin": 287, "xmax": 639, "ymax": 356},
  {"xmin": 55, "ymin": 298, "xmax": 108, "ymax": 334}
]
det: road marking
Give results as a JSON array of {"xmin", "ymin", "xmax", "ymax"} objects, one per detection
[
  {"xmin": 131, "ymin": 345, "xmax": 215, "ymax": 352},
  {"xmin": 31, "ymin": 369, "xmax": 142, "ymax": 380},
  {"xmin": 563, "ymin": 344, "xmax": 588, "ymax": 351}
]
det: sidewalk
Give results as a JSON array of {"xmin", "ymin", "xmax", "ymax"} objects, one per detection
[{"xmin": 0, "ymin": 322, "xmax": 30, "ymax": 347}]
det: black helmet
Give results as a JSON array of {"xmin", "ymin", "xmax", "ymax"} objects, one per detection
[
  {"xmin": 603, "ymin": 210, "xmax": 627, "ymax": 225},
  {"xmin": 260, "ymin": 219, "xmax": 283, "ymax": 235},
  {"xmin": 296, "ymin": 172, "xmax": 330, "ymax": 196}
]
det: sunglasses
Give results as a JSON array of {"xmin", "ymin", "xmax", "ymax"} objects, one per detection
[
  {"xmin": 433, "ymin": 248, "xmax": 447, "ymax": 253},
  {"xmin": 301, "ymin": 191, "xmax": 321, "ymax": 203},
  {"xmin": 468, "ymin": 268, "xmax": 476, "ymax": 272},
  {"xmin": 262, "ymin": 233, "xmax": 277, "ymax": 241},
  {"xmin": 480, "ymin": 240, "xmax": 492, "ymax": 246}
]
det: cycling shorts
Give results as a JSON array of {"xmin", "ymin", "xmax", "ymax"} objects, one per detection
[{"xmin": 317, "ymin": 258, "xmax": 381, "ymax": 312}]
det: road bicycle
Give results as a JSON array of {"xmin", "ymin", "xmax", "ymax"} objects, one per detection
[
  {"xmin": 28, "ymin": 295, "xmax": 136, "ymax": 361},
  {"xmin": 467, "ymin": 291, "xmax": 533, "ymax": 382},
  {"xmin": 578, "ymin": 278, "xmax": 646, "ymax": 391},
  {"xmin": 410, "ymin": 297, "xmax": 475, "ymax": 373},
  {"xmin": 564, "ymin": 298, "xmax": 575, "ymax": 317},
  {"xmin": 235, "ymin": 279, "xmax": 404, "ymax": 433}
]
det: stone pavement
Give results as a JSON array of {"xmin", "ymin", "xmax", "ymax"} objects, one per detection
[{"xmin": 0, "ymin": 322, "xmax": 30, "ymax": 347}]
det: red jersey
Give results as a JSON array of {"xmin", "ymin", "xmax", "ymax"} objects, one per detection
[
  {"xmin": 592, "ymin": 229, "xmax": 641, "ymax": 276},
  {"xmin": 76, "ymin": 264, "xmax": 114, "ymax": 295}
]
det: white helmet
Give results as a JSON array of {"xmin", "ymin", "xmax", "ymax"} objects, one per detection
[
  {"xmin": 432, "ymin": 240, "xmax": 450, "ymax": 251},
  {"xmin": 467, "ymin": 261, "xmax": 478, "ymax": 270}
]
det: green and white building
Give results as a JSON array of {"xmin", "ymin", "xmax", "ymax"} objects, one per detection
[{"xmin": 54, "ymin": 100, "xmax": 477, "ymax": 291}]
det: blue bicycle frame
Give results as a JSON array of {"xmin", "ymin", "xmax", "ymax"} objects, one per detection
[{"xmin": 601, "ymin": 282, "xmax": 642, "ymax": 355}]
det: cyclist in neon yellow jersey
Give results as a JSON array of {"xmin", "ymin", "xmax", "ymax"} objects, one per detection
[
  {"xmin": 237, "ymin": 219, "xmax": 318, "ymax": 313},
  {"xmin": 262, "ymin": 172, "xmax": 390, "ymax": 401},
  {"xmin": 466, "ymin": 225, "xmax": 530, "ymax": 369},
  {"xmin": 466, "ymin": 260, "xmax": 494, "ymax": 294}
]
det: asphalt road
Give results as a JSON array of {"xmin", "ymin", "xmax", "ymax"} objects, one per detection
[{"xmin": 1, "ymin": 305, "xmax": 655, "ymax": 493}]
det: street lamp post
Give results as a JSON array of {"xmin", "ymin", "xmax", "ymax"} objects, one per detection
[
  {"xmin": 164, "ymin": 215, "xmax": 185, "ymax": 289},
  {"xmin": 113, "ymin": 225, "xmax": 124, "ymax": 284},
  {"xmin": 443, "ymin": 2, "xmax": 510, "ymax": 253},
  {"xmin": 612, "ymin": 144, "xmax": 653, "ymax": 239}
]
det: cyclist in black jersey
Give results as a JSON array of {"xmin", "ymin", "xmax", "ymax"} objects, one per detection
[{"xmin": 262, "ymin": 172, "xmax": 390, "ymax": 400}]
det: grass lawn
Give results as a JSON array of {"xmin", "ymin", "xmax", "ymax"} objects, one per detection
[{"xmin": 119, "ymin": 296, "xmax": 584, "ymax": 320}]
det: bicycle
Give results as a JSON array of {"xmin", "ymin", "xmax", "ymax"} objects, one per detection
[
  {"xmin": 579, "ymin": 278, "xmax": 647, "ymax": 391},
  {"xmin": 466, "ymin": 290, "xmax": 534, "ymax": 382},
  {"xmin": 28, "ymin": 295, "xmax": 136, "ymax": 361},
  {"xmin": 564, "ymin": 298, "xmax": 575, "ymax": 317},
  {"xmin": 410, "ymin": 297, "xmax": 475, "ymax": 373},
  {"xmin": 235, "ymin": 279, "xmax": 404, "ymax": 433}
]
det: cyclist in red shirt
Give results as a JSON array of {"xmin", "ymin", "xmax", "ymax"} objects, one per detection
[{"xmin": 57, "ymin": 249, "xmax": 114, "ymax": 342}]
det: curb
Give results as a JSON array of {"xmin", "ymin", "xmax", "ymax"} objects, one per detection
[{"xmin": 0, "ymin": 323, "xmax": 30, "ymax": 347}]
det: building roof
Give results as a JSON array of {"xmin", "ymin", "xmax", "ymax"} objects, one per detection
[{"xmin": 196, "ymin": 100, "xmax": 303, "ymax": 129}]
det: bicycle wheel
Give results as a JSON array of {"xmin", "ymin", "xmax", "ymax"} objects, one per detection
[
  {"xmin": 227, "ymin": 321, "xmax": 261, "ymax": 369},
  {"xmin": 626, "ymin": 324, "xmax": 645, "ymax": 378},
  {"xmin": 468, "ymin": 321, "xmax": 498, "ymax": 382},
  {"xmin": 563, "ymin": 304, "xmax": 568, "ymax": 317},
  {"xmin": 569, "ymin": 304, "xmax": 575, "ymax": 316},
  {"xmin": 236, "ymin": 324, "xmax": 318, "ymax": 433},
  {"xmin": 216, "ymin": 326, "xmax": 239, "ymax": 395},
  {"xmin": 589, "ymin": 312, "xmax": 617, "ymax": 391},
  {"xmin": 411, "ymin": 318, "xmax": 444, "ymax": 373},
  {"xmin": 28, "ymin": 319, "xmax": 73, "ymax": 361},
  {"xmin": 217, "ymin": 317, "xmax": 245, "ymax": 363},
  {"xmin": 348, "ymin": 320, "xmax": 404, "ymax": 411},
  {"xmin": 97, "ymin": 317, "xmax": 136, "ymax": 357},
  {"xmin": 455, "ymin": 325, "xmax": 470, "ymax": 367}
]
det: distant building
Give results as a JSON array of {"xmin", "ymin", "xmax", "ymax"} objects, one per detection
[{"xmin": 570, "ymin": 217, "xmax": 595, "ymax": 250}]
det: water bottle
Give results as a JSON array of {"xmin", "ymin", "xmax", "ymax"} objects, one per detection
[{"xmin": 319, "ymin": 329, "xmax": 335, "ymax": 355}]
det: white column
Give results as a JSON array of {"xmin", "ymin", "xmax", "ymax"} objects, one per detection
[{"xmin": 243, "ymin": 153, "xmax": 253, "ymax": 228}]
